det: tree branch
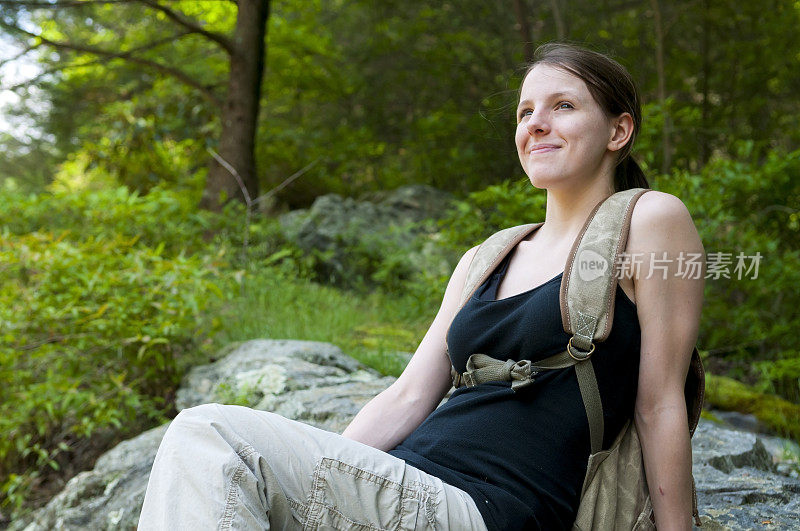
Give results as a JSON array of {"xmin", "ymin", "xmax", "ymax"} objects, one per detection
[
  {"xmin": 0, "ymin": 0, "xmax": 235, "ymax": 54},
  {"xmin": 136, "ymin": 0, "xmax": 234, "ymax": 55},
  {"xmin": 0, "ymin": 22, "xmax": 223, "ymax": 107},
  {"xmin": 0, "ymin": 43, "xmax": 41, "ymax": 69}
]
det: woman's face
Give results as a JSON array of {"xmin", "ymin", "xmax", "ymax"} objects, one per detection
[{"xmin": 515, "ymin": 63, "xmax": 619, "ymax": 191}]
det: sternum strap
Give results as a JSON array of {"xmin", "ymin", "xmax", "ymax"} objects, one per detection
[{"xmin": 453, "ymin": 351, "xmax": 605, "ymax": 454}]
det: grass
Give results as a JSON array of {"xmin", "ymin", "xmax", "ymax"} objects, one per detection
[{"xmin": 209, "ymin": 265, "xmax": 440, "ymax": 378}]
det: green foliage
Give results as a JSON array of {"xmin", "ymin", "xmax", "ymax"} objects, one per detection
[
  {"xmin": 437, "ymin": 178, "xmax": 548, "ymax": 249},
  {"xmin": 0, "ymin": 185, "xmax": 232, "ymax": 515},
  {"xmin": 754, "ymin": 356, "xmax": 800, "ymax": 405},
  {"xmin": 652, "ymin": 146, "xmax": 800, "ymax": 401},
  {"xmin": 229, "ymin": 208, "xmax": 456, "ymax": 319},
  {"xmin": 0, "ymin": 181, "xmax": 233, "ymax": 256},
  {"xmin": 210, "ymin": 261, "xmax": 432, "ymax": 374},
  {"xmin": 7, "ymin": 0, "xmax": 798, "ymax": 204}
]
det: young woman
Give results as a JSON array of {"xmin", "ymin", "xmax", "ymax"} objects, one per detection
[{"xmin": 139, "ymin": 42, "xmax": 704, "ymax": 531}]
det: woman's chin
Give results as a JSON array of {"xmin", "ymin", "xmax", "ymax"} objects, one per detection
[{"xmin": 526, "ymin": 174, "xmax": 559, "ymax": 190}]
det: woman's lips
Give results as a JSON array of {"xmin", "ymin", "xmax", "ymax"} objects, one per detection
[{"xmin": 530, "ymin": 144, "xmax": 560, "ymax": 154}]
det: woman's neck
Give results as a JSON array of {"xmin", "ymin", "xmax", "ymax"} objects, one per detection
[{"xmin": 535, "ymin": 178, "xmax": 615, "ymax": 244}]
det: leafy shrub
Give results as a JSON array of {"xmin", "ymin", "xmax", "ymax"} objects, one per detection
[
  {"xmin": 654, "ymin": 145, "xmax": 800, "ymax": 402},
  {"xmin": 0, "ymin": 182, "xmax": 236, "ymax": 257},
  {"xmin": 754, "ymin": 356, "xmax": 800, "ymax": 404},
  {"xmin": 437, "ymin": 177, "xmax": 547, "ymax": 250},
  {"xmin": 0, "ymin": 184, "xmax": 234, "ymax": 514}
]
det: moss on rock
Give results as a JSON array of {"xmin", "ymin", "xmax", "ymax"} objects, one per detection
[{"xmin": 705, "ymin": 373, "xmax": 800, "ymax": 442}]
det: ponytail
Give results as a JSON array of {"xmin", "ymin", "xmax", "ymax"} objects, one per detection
[{"xmin": 614, "ymin": 155, "xmax": 649, "ymax": 192}]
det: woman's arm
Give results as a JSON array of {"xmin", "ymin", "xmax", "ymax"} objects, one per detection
[
  {"xmin": 627, "ymin": 191, "xmax": 705, "ymax": 531},
  {"xmin": 341, "ymin": 244, "xmax": 480, "ymax": 451}
]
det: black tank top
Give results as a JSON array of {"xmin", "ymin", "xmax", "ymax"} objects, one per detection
[{"xmin": 388, "ymin": 243, "xmax": 641, "ymax": 531}]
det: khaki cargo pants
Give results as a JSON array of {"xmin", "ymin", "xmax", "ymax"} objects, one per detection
[{"xmin": 138, "ymin": 403, "xmax": 489, "ymax": 530}]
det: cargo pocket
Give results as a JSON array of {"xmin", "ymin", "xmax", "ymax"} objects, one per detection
[{"xmin": 304, "ymin": 457, "xmax": 434, "ymax": 531}]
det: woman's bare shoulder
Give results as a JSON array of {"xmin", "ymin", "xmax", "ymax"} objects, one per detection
[{"xmin": 627, "ymin": 190, "xmax": 702, "ymax": 254}]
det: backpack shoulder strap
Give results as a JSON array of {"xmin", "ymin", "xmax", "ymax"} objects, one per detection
[
  {"xmin": 560, "ymin": 188, "xmax": 650, "ymax": 351},
  {"xmin": 557, "ymin": 188, "xmax": 705, "ymax": 436},
  {"xmin": 444, "ymin": 222, "xmax": 542, "ymax": 350},
  {"xmin": 558, "ymin": 188, "xmax": 650, "ymax": 454},
  {"xmin": 458, "ymin": 222, "xmax": 543, "ymax": 309}
]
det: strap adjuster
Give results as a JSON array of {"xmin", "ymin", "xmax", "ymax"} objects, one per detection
[
  {"xmin": 567, "ymin": 336, "xmax": 595, "ymax": 361},
  {"xmin": 451, "ymin": 366, "xmax": 462, "ymax": 388},
  {"xmin": 462, "ymin": 371, "xmax": 477, "ymax": 387}
]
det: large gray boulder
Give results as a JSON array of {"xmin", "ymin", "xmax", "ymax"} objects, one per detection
[
  {"xmin": 12, "ymin": 339, "xmax": 800, "ymax": 530},
  {"xmin": 11, "ymin": 340, "xmax": 394, "ymax": 531},
  {"xmin": 278, "ymin": 185, "xmax": 455, "ymax": 287},
  {"xmin": 174, "ymin": 339, "xmax": 396, "ymax": 434}
]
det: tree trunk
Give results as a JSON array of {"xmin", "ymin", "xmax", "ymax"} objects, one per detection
[
  {"xmin": 201, "ymin": 0, "xmax": 270, "ymax": 211},
  {"xmin": 650, "ymin": 0, "xmax": 671, "ymax": 175},
  {"xmin": 512, "ymin": 0, "xmax": 534, "ymax": 62},
  {"xmin": 548, "ymin": 0, "xmax": 566, "ymax": 40},
  {"xmin": 699, "ymin": 0, "xmax": 710, "ymax": 166}
]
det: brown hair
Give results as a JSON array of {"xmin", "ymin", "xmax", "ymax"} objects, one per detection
[{"xmin": 520, "ymin": 42, "xmax": 649, "ymax": 192}]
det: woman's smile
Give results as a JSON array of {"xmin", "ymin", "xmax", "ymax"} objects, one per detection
[{"xmin": 529, "ymin": 144, "xmax": 561, "ymax": 154}]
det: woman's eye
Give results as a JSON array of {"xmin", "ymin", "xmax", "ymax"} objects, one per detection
[
  {"xmin": 519, "ymin": 109, "xmax": 533, "ymax": 119},
  {"xmin": 557, "ymin": 102, "xmax": 574, "ymax": 109}
]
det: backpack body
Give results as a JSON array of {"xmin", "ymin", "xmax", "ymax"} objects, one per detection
[{"xmin": 447, "ymin": 188, "xmax": 705, "ymax": 529}]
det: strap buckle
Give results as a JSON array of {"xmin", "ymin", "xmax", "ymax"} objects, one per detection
[
  {"xmin": 451, "ymin": 366, "xmax": 478, "ymax": 388},
  {"xmin": 567, "ymin": 336, "xmax": 595, "ymax": 361},
  {"xmin": 451, "ymin": 366, "xmax": 462, "ymax": 388},
  {"xmin": 462, "ymin": 371, "xmax": 477, "ymax": 387},
  {"xmin": 509, "ymin": 359, "xmax": 537, "ymax": 392}
]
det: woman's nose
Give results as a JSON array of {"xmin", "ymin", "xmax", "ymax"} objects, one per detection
[{"xmin": 526, "ymin": 111, "xmax": 550, "ymax": 135}]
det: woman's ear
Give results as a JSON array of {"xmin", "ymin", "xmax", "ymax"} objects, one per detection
[{"xmin": 608, "ymin": 112, "xmax": 634, "ymax": 152}]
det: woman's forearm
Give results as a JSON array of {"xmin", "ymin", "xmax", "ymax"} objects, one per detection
[
  {"xmin": 341, "ymin": 383, "xmax": 437, "ymax": 452},
  {"xmin": 635, "ymin": 406, "xmax": 694, "ymax": 531}
]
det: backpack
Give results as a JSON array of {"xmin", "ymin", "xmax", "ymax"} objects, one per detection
[{"xmin": 446, "ymin": 188, "xmax": 705, "ymax": 529}]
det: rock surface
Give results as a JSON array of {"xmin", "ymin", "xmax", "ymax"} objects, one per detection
[
  {"xmin": 11, "ymin": 339, "xmax": 800, "ymax": 530},
  {"xmin": 278, "ymin": 184, "xmax": 454, "ymax": 287},
  {"xmin": 693, "ymin": 419, "xmax": 800, "ymax": 529}
]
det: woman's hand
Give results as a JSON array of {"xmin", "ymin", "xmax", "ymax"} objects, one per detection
[{"xmin": 628, "ymin": 191, "xmax": 705, "ymax": 530}]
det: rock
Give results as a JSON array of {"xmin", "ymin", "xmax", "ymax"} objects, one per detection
[
  {"xmin": 12, "ymin": 339, "xmax": 800, "ymax": 529},
  {"xmin": 10, "ymin": 424, "xmax": 168, "ymax": 531},
  {"xmin": 277, "ymin": 185, "xmax": 454, "ymax": 288},
  {"xmin": 11, "ymin": 340, "xmax": 395, "ymax": 531},
  {"xmin": 176, "ymin": 339, "xmax": 395, "ymax": 433},
  {"xmin": 712, "ymin": 409, "xmax": 771, "ymax": 434},
  {"xmin": 692, "ymin": 420, "xmax": 800, "ymax": 528}
]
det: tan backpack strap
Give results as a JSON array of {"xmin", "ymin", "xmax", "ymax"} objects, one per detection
[
  {"xmin": 445, "ymin": 223, "xmax": 542, "ymax": 350},
  {"xmin": 556, "ymin": 188, "xmax": 650, "ymax": 453},
  {"xmin": 560, "ymin": 188, "xmax": 651, "ymax": 351},
  {"xmin": 692, "ymin": 475, "xmax": 702, "ymax": 526},
  {"xmin": 574, "ymin": 360, "xmax": 604, "ymax": 454},
  {"xmin": 458, "ymin": 223, "xmax": 542, "ymax": 309}
]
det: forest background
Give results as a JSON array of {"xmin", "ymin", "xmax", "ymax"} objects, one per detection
[{"xmin": 0, "ymin": 0, "xmax": 798, "ymax": 520}]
